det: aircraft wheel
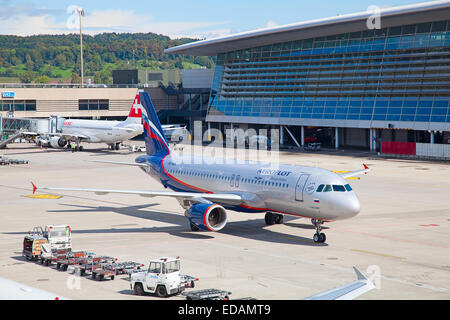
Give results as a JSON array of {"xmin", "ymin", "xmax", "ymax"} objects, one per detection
[
  {"xmin": 319, "ymin": 233, "xmax": 326, "ymax": 243},
  {"xmin": 313, "ymin": 233, "xmax": 326, "ymax": 243},
  {"xmin": 313, "ymin": 233, "xmax": 320, "ymax": 243},
  {"xmin": 115, "ymin": 144, "xmax": 120, "ymax": 150},
  {"xmin": 274, "ymin": 214, "xmax": 284, "ymax": 224},
  {"xmin": 265, "ymin": 212, "xmax": 276, "ymax": 225},
  {"xmin": 79, "ymin": 146, "xmax": 84, "ymax": 151}
]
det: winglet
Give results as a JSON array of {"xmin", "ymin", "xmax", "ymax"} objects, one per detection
[
  {"xmin": 363, "ymin": 163, "xmax": 369, "ymax": 170},
  {"xmin": 353, "ymin": 266, "xmax": 368, "ymax": 281},
  {"xmin": 31, "ymin": 182, "xmax": 37, "ymax": 194}
]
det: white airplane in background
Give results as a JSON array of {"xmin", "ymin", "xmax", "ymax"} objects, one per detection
[
  {"xmin": 37, "ymin": 93, "xmax": 144, "ymax": 151},
  {"xmin": 32, "ymin": 90, "xmax": 371, "ymax": 244}
]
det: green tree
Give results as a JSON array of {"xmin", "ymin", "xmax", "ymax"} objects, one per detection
[
  {"xmin": 71, "ymin": 73, "xmax": 81, "ymax": 84},
  {"xmin": 54, "ymin": 54, "xmax": 67, "ymax": 68},
  {"xmin": 19, "ymin": 71, "xmax": 35, "ymax": 83},
  {"xmin": 34, "ymin": 75, "xmax": 51, "ymax": 84}
]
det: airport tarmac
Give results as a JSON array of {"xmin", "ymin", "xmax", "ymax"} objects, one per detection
[{"xmin": 0, "ymin": 142, "xmax": 449, "ymax": 300}]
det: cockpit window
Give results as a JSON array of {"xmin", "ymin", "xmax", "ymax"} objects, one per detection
[
  {"xmin": 345, "ymin": 184, "xmax": 352, "ymax": 191},
  {"xmin": 323, "ymin": 185, "xmax": 332, "ymax": 192},
  {"xmin": 332, "ymin": 185, "xmax": 346, "ymax": 192},
  {"xmin": 316, "ymin": 184, "xmax": 325, "ymax": 192}
]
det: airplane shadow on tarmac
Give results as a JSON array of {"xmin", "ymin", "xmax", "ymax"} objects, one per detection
[{"xmin": 5, "ymin": 202, "xmax": 328, "ymax": 247}]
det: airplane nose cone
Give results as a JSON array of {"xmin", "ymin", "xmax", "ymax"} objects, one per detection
[{"xmin": 345, "ymin": 196, "xmax": 361, "ymax": 218}]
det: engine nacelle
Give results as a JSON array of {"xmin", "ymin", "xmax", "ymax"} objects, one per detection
[
  {"xmin": 49, "ymin": 136, "xmax": 67, "ymax": 148},
  {"xmin": 185, "ymin": 203, "xmax": 227, "ymax": 232}
]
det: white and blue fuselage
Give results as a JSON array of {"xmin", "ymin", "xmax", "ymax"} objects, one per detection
[{"xmin": 136, "ymin": 153, "xmax": 361, "ymax": 222}]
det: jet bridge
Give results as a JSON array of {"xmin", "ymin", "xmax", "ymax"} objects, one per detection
[{"xmin": 0, "ymin": 114, "xmax": 62, "ymax": 148}]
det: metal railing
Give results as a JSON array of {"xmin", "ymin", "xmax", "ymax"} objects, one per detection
[{"xmin": 0, "ymin": 83, "xmax": 146, "ymax": 89}]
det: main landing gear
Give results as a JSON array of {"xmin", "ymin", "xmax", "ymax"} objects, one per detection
[
  {"xmin": 312, "ymin": 219, "xmax": 326, "ymax": 243},
  {"xmin": 264, "ymin": 212, "xmax": 284, "ymax": 225},
  {"xmin": 109, "ymin": 143, "xmax": 120, "ymax": 150}
]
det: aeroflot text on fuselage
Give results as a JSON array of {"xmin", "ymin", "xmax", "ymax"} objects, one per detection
[{"xmin": 257, "ymin": 169, "xmax": 292, "ymax": 176}]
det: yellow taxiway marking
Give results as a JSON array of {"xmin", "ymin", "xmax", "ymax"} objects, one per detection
[
  {"xmin": 443, "ymin": 266, "xmax": 450, "ymax": 270},
  {"xmin": 24, "ymin": 194, "xmax": 62, "ymax": 199},
  {"xmin": 332, "ymin": 171, "xmax": 360, "ymax": 180},
  {"xmin": 351, "ymin": 249, "xmax": 406, "ymax": 260}
]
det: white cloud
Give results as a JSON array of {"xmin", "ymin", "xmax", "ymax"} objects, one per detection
[
  {"xmin": 0, "ymin": 7, "xmax": 228, "ymax": 39},
  {"xmin": 266, "ymin": 20, "xmax": 277, "ymax": 28}
]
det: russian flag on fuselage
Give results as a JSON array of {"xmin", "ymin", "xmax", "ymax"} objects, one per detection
[{"xmin": 138, "ymin": 90, "xmax": 170, "ymax": 157}]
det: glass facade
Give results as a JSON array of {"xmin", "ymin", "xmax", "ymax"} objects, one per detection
[
  {"xmin": 78, "ymin": 99, "xmax": 109, "ymax": 111},
  {"xmin": 208, "ymin": 20, "xmax": 450, "ymax": 125},
  {"xmin": 0, "ymin": 100, "xmax": 36, "ymax": 111}
]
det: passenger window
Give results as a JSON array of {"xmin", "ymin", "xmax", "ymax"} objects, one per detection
[
  {"xmin": 316, "ymin": 184, "xmax": 325, "ymax": 192},
  {"xmin": 333, "ymin": 185, "xmax": 346, "ymax": 192},
  {"xmin": 323, "ymin": 185, "xmax": 332, "ymax": 192},
  {"xmin": 345, "ymin": 184, "xmax": 352, "ymax": 191}
]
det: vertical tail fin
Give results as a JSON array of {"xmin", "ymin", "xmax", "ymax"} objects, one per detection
[
  {"xmin": 123, "ymin": 92, "xmax": 143, "ymax": 124},
  {"xmin": 139, "ymin": 90, "xmax": 170, "ymax": 157}
]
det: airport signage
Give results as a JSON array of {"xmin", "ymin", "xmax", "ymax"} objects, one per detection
[{"xmin": 2, "ymin": 92, "xmax": 15, "ymax": 98}]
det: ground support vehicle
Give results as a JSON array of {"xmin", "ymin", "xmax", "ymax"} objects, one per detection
[
  {"xmin": 130, "ymin": 257, "xmax": 186, "ymax": 297},
  {"xmin": 36, "ymin": 225, "xmax": 72, "ymax": 265},
  {"xmin": 181, "ymin": 275, "xmax": 199, "ymax": 288},
  {"xmin": 22, "ymin": 232, "xmax": 47, "ymax": 261},
  {"xmin": 103, "ymin": 261, "xmax": 144, "ymax": 276},
  {"xmin": 304, "ymin": 142, "xmax": 321, "ymax": 151},
  {"xmin": 40, "ymin": 248, "xmax": 71, "ymax": 266},
  {"xmin": 91, "ymin": 257, "xmax": 116, "ymax": 281},
  {"xmin": 75, "ymin": 256, "xmax": 116, "ymax": 280},
  {"xmin": 183, "ymin": 289, "xmax": 232, "ymax": 300},
  {"xmin": 56, "ymin": 251, "xmax": 89, "ymax": 271}
]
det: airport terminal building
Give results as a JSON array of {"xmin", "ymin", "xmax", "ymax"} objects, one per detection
[{"xmin": 166, "ymin": 1, "xmax": 450, "ymax": 153}]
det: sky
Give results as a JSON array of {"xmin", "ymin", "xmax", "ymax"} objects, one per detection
[{"xmin": 0, "ymin": 0, "xmax": 439, "ymax": 39}]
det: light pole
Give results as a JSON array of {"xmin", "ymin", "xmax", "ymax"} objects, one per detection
[{"xmin": 77, "ymin": 8, "xmax": 85, "ymax": 87}]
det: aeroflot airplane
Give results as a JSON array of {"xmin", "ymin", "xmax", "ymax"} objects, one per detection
[
  {"xmin": 33, "ymin": 91, "xmax": 371, "ymax": 243},
  {"xmin": 37, "ymin": 96, "xmax": 143, "ymax": 151}
]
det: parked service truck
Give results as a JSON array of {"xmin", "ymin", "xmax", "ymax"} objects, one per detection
[
  {"xmin": 23, "ymin": 225, "xmax": 71, "ymax": 263},
  {"xmin": 39, "ymin": 225, "xmax": 72, "ymax": 265},
  {"xmin": 130, "ymin": 257, "xmax": 186, "ymax": 298}
]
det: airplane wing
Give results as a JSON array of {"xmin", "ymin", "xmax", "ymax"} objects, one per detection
[
  {"xmin": 0, "ymin": 277, "xmax": 68, "ymax": 300},
  {"xmin": 87, "ymin": 160, "xmax": 149, "ymax": 167},
  {"xmin": 31, "ymin": 182, "xmax": 244, "ymax": 205},
  {"xmin": 57, "ymin": 133, "xmax": 90, "ymax": 141},
  {"xmin": 22, "ymin": 132, "xmax": 91, "ymax": 142},
  {"xmin": 335, "ymin": 164, "xmax": 371, "ymax": 179},
  {"xmin": 303, "ymin": 267, "xmax": 376, "ymax": 300}
]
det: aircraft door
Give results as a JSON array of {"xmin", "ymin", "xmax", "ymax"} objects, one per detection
[
  {"xmin": 146, "ymin": 261, "xmax": 161, "ymax": 290},
  {"xmin": 295, "ymin": 174, "xmax": 310, "ymax": 201}
]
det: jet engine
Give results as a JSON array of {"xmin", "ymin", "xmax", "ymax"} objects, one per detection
[
  {"xmin": 49, "ymin": 136, "xmax": 67, "ymax": 148},
  {"xmin": 185, "ymin": 203, "xmax": 228, "ymax": 232}
]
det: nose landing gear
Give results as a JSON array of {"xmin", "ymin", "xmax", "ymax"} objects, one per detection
[{"xmin": 312, "ymin": 219, "xmax": 326, "ymax": 243}]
